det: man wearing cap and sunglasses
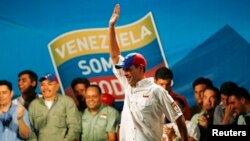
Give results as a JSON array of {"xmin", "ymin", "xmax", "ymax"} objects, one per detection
[
  {"xmin": 28, "ymin": 73, "xmax": 81, "ymax": 141},
  {"xmin": 108, "ymin": 4, "xmax": 188, "ymax": 141}
]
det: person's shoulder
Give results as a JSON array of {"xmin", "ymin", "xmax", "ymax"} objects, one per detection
[
  {"xmin": 58, "ymin": 94, "xmax": 76, "ymax": 105},
  {"xmin": 10, "ymin": 103, "xmax": 19, "ymax": 109},
  {"xmin": 214, "ymin": 104, "xmax": 224, "ymax": 111},
  {"xmin": 237, "ymin": 115, "xmax": 245, "ymax": 125},
  {"xmin": 12, "ymin": 96, "xmax": 22, "ymax": 104},
  {"xmin": 60, "ymin": 94, "xmax": 74, "ymax": 101},
  {"xmin": 152, "ymin": 83, "xmax": 166, "ymax": 92},
  {"xmin": 29, "ymin": 98, "xmax": 41, "ymax": 106},
  {"xmin": 103, "ymin": 105, "xmax": 119, "ymax": 113},
  {"xmin": 12, "ymin": 95, "xmax": 21, "ymax": 101},
  {"xmin": 7, "ymin": 104, "xmax": 19, "ymax": 114},
  {"xmin": 106, "ymin": 105, "xmax": 118, "ymax": 110},
  {"xmin": 186, "ymin": 120, "xmax": 198, "ymax": 127},
  {"xmin": 191, "ymin": 112, "xmax": 201, "ymax": 121}
]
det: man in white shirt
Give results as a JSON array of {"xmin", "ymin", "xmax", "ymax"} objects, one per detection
[{"xmin": 108, "ymin": 4, "xmax": 188, "ymax": 141}]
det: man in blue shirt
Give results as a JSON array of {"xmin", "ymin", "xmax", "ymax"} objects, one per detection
[{"xmin": 0, "ymin": 80, "xmax": 31, "ymax": 141}]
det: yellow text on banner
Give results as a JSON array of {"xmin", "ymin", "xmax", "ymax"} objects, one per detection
[{"xmin": 48, "ymin": 12, "xmax": 156, "ymax": 67}]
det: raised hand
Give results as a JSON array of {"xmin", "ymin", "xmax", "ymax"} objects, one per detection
[
  {"xmin": 198, "ymin": 115, "xmax": 208, "ymax": 128},
  {"xmin": 109, "ymin": 4, "xmax": 120, "ymax": 27},
  {"xmin": 222, "ymin": 104, "xmax": 234, "ymax": 124},
  {"xmin": 224, "ymin": 104, "xmax": 233, "ymax": 117},
  {"xmin": 16, "ymin": 105, "xmax": 25, "ymax": 120}
]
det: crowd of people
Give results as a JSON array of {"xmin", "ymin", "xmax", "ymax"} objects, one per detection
[{"xmin": 1, "ymin": 4, "xmax": 250, "ymax": 141}]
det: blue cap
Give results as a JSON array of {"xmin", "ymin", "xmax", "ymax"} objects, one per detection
[
  {"xmin": 115, "ymin": 53, "xmax": 147, "ymax": 69},
  {"xmin": 39, "ymin": 73, "xmax": 58, "ymax": 83}
]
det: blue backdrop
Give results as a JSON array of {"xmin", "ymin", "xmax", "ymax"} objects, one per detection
[{"xmin": 1, "ymin": 0, "xmax": 250, "ymax": 106}]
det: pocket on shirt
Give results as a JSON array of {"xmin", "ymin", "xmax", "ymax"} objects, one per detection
[
  {"xmin": 97, "ymin": 116, "xmax": 108, "ymax": 126},
  {"xmin": 82, "ymin": 117, "xmax": 90, "ymax": 128},
  {"xmin": 138, "ymin": 98, "xmax": 153, "ymax": 110},
  {"xmin": 52, "ymin": 113, "xmax": 67, "ymax": 128}
]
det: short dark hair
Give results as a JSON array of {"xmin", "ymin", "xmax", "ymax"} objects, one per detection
[
  {"xmin": 0, "ymin": 80, "xmax": 12, "ymax": 91},
  {"xmin": 204, "ymin": 86, "xmax": 221, "ymax": 101},
  {"xmin": 220, "ymin": 81, "xmax": 238, "ymax": 96},
  {"xmin": 229, "ymin": 87, "xmax": 250, "ymax": 101},
  {"xmin": 71, "ymin": 77, "xmax": 90, "ymax": 90},
  {"xmin": 18, "ymin": 70, "xmax": 38, "ymax": 88},
  {"xmin": 155, "ymin": 67, "xmax": 173, "ymax": 80},
  {"xmin": 87, "ymin": 84, "xmax": 102, "ymax": 95},
  {"xmin": 192, "ymin": 77, "xmax": 213, "ymax": 89}
]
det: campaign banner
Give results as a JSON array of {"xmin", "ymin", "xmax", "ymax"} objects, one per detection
[{"xmin": 48, "ymin": 12, "xmax": 168, "ymax": 101}]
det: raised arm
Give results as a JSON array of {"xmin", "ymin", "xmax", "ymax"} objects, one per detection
[{"xmin": 108, "ymin": 4, "xmax": 121, "ymax": 64}]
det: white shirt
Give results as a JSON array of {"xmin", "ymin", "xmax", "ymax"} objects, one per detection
[
  {"xmin": 12, "ymin": 96, "xmax": 26, "ymax": 106},
  {"xmin": 113, "ymin": 56, "xmax": 182, "ymax": 141},
  {"xmin": 12, "ymin": 94, "xmax": 41, "ymax": 106},
  {"xmin": 44, "ymin": 100, "xmax": 53, "ymax": 109}
]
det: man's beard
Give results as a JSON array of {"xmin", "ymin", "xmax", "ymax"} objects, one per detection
[{"xmin": 21, "ymin": 85, "xmax": 36, "ymax": 100}]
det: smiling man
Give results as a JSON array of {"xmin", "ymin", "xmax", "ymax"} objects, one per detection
[
  {"xmin": 228, "ymin": 87, "xmax": 250, "ymax": 125},
  {"xmin": 108, "ymin": 4, "xmax": 188, "ymax": 141},
  {"xmin": 28, "ymin": 73, "xmax": 81, "ymax": 141},
  {"xmin": 81, "ymin": 84, "xmax": 120, "ymax": 141},
  {"xmin": 13, "ymin": 70, "xmax": 40, "ymax": 109}
]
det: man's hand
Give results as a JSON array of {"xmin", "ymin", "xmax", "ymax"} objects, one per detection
[
  {"xmin": 198, "ymin": 115, "xmax": 208, "ymax": 128},
  {"xmin": 16, "ymin": 105, "xmax": 30, "ymax": 139},
  {"xmin": 109, "ymin": 4, "xmax": 120, "ymax": 27},
  {"xmin": 108, "ymin": 3, "xmax": 121, "ymax": 64},
  {"xmin": 16, "ymin": 105, "xmax": 25, "ymax": 120},
  {"xmin": 224, "ymin": 104, "xmax": 233, "ymax": 117},
  {"xmin": 164, "ymin": 126, "xmax": 178, "ymax": 141},
  {"xmin": 222, "ymin": 104, "xmax": 234, "ymax": 124}
]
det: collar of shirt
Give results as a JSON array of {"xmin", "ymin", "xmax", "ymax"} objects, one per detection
[{"xmin": 135, "ymin": 77, "xmax": 154, "ymax": 88}]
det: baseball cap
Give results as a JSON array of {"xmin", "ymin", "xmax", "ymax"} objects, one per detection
[
  {"xmin": 115, "ymin": 53, "xmax": 147, "ymax": 69},
  {"xmin": 39, "ymin": 73, "xmax": 58, "ymax": 83}
]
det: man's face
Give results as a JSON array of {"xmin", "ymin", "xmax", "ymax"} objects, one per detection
[
  {"xmin": 220, "ymin": 94, "xmax": 229, "ymax": 106},
  {"xmin": 85, "ymin": 87, "xmax": 102, "ymax": 111},
  {"xmin": 155, "ymin": 78, "xmax": 171, "ymax": 91},
  {"xmin": 73, "ymin": 83, "xmax": 87, "ymax": 98},
  {"xmin": 228, "ymin": 95, "xmax": 243, "ymax": 115},
  {"xmin": 0, "ymin": 85, "xmax": 13, "ymax": 106},
  {"xmin": 202, "ymin": 89, "xmax": 217, "ymax": 111},
  {"xmin": 122, "ymin": 65, "xmax": 144, "ymax": 87},
  {"xmin": 40, "ymin": 80, "xmax": 59, "ymax": 100},
  {"xmin": 194, "ymin": 84, "xmax": 207, "ymax": 105},
  {"xmin": 18, "ymin": 74, "xmax": 36, "ymax": 93}
]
